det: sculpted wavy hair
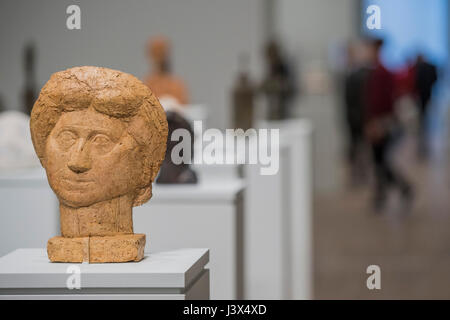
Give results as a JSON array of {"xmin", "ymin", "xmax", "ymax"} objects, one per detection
[{"xmin": 30, "ymin": 66, "xmax": 168, "ymax": 206}]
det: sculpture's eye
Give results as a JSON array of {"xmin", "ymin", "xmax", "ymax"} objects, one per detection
[
  {"xmin": 91, "ymin": 134, "xmax": 114, "ymax": 154},
  {"xmin": 56, "ymin": 130, "xmax": 77, "ymax": 150}
]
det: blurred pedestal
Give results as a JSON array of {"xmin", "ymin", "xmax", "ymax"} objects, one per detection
[
  {"xmin": 244, "ymin": 119, "xmax": 313, "ymax": 299},
  {"xmin": 182, "ymin": 104, "xmax": 208, "ymax": 124},
  {"xmin": 0, "ymin": 248, "xmax": 209, "ymax": 300},
  {"xmin": 0, "ymin": 168, "xmax": 58, "ymax": 257},
  {"xmin": 0, "ymin": 166, "xmax": 245, "ymax": 300},
  {"xmin": 134, "ymin": 180, "xmax": 245, "ymax": 300}
]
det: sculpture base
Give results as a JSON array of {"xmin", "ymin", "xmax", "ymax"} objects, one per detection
[{"xmin": 47, "ymin": 234, "xmax": 146, "ymax": 263}]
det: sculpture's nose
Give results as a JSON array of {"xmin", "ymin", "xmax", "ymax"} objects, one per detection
[{"xmin": 68, "ymin": 140, "xmax": 91, "ymax": 174}]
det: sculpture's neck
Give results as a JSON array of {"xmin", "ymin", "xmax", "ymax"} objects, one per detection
[{"xmin": 59, "ymin": 195, "xmax": 134, "ymax": 238}]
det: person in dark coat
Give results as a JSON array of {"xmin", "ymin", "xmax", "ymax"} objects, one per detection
[
  {"xmin": 414, "ymin": 54, "xmax": 438, "ymax": 158},
  {"xmin": 343, "ymin": 42, "xmax": 370, "ymax": 184}
]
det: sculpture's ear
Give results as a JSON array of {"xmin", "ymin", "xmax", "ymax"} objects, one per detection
[
  {"xmin": 150, "ymin": 163, "xmax": 162, "ymax": 181},
  {"xmin": 39, "ymin": 155, "xmax": 48, "ymax": 170},
  {"xmin": 133, "ymin": 186, "xmax": 152, "ymax": 207}
]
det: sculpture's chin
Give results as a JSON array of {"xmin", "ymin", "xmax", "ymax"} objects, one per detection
[
  {"xmin": 57, "ymin": 194, "xmax": 102, "ymax": 208},
  {"xmin": 52, "ymin": 185, "xmax": 102, "ymax": 208},
  {"xmin": 54, "ymin": 186, "xmax": 135, "ymax": 208}
]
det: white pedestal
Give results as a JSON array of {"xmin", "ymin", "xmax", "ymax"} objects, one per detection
[
  {"xmin": 244, "ymin": 119, "xmax": 313, "ymax": 299},
  {"xmin": 0, "ymin": 168, "xmax": 58, "ymax": 257},
  {"xmin": 182, "ymin": 104, "xmax": 208, "ymax": 125},
  {"xmin": 0, "ymin": 248, "xmax": 209, "ymax": 300},
  {"xmin": 185, "ymin": 119, "xmax": 313, "ymax": 299},
  {"xmin": 0, "ymin": 167, "xmax": 245, "ymax": 300},
  {"xmin": 134, "ymin": 180, "xmax": 245, "ymax": 300}
]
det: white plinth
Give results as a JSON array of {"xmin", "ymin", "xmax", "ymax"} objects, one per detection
[
  {"xmin": 0, "ymin": 168, "xmax": 245, "ymax": 300},
  {"xmin": 245, "ymin": 119, "xmax": 313, "ymax": 299},
  {"xmin": 0, "ymin": 168, "xmax": 58, "ymax": 257},
  {"xmin": 134, "ymin": 180, "xmax": 245, "ymax": 300},
  {"xmin": 0, "ymin": 248, "xmax": 209, "ymax": 300}
]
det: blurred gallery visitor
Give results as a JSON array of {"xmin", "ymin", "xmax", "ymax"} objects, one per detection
[
  {"xmin": 364, "ymin": 39, "xmax": 413, "ymax": 211},
  {"xmin": 414, "ymin": 54, "xmax": 438, "ymax": 158},
  {"xmin": 343, "ymin": 41, "xmax": 371, "ymax": 185}
]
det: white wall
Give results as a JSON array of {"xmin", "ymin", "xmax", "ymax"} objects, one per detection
[
  {"xmin": 275, "ymin": 0, "xmax": 358, "ymax": 62},
  {"xmin": 0, "ymin": 0, "xmax": 265, "ymax": 129},
  {"xmin": 273, "ymin": 0, "xmax": 359, "ymax": 192}
]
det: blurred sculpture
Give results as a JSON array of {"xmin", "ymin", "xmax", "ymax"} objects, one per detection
[
  {"xmin": 232, "ymin": 54, "xmax": 255, "ymax": 130},
  {"xmin": 157, "ymin": 97, "xmax": 197, "ymax": 184},
  {"xmin": 145, "ymin": 36, "xmax": 189, "ymax": 105},
  {"xmin": 30, "ymin": 66, "xmax": 168, "ymax": 263},
  {"xmin": 22, "ymin": 43, "xmax": 38, "ymax": 115},
  {"xmin": 260, "ymin": 40, "xmax": 295, "ymax": 120},
  {"xmin": 0, "ymin": 95, "xmax": 5, "ymax": 113},
  {"xmin": 0, "ymin": 110, "xmax": 40, "ymax": 170}
]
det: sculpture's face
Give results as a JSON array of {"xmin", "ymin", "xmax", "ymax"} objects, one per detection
[{"xmin": 44, "ymin": 108, "xmax": 143, "ymax": 208}]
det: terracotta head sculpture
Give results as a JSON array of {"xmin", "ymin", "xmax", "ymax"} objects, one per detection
[
  {"xmin": 148, "ymin": 36, "xmax": 170, "ymax": 73},
  {"xmin": 145, "ymin": 36, "xmax": 189, "ymax": 105},
  {"xmin": 30, "ymin": 66, "xmax": 168, "ymax": 263}
]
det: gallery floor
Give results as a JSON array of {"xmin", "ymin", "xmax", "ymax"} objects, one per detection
[{"xmin": 307, "ymin": 96, "xmax": 450, "ymax": 299}]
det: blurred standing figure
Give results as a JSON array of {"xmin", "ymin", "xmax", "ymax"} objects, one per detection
[
  {"xmin": 232, "ymin": 53, "xmax": 255, "ymax": 130},
  {"xmin": 260, "ymin": 41, "xmax": 295, "ymax": 120},
  {"xmin": 343, "ymin": 42, "xmax": 370, "ymax": 185},
  {"xmin": 365, "ymin": 39, "xmax": 413, "ymax": 211},
  {"xmin": 22, "ymin": 43, "xmax": 38, "ymax": 115},
  {"xmin": 414, "ymin": 54, "xmax": 437, "ymax": 158},
  {"xmin": 145, "ymin": 36, "xmax": 189, "ymax": 106},
  {"xmin": 0, "ymin": 95, "xmax": 5, "ymax": 113}
]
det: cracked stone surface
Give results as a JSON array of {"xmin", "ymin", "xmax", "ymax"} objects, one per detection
[{"xmin": 30, "ymin": 66, "xmax": 168, "ymax": 263}]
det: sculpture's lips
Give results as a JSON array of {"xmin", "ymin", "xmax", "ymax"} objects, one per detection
[{"xmin": 62, "ymin": 178, "xmax": 94, "ymax": 186}]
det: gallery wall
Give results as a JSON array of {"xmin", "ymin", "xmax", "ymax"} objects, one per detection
[
  {"xmin": 273, "ymin": 0, "xmax": 359, "ymax": 192},
  {"xmin": 0, "ymin": 0, "xmax": 265, "ymax": 129}
]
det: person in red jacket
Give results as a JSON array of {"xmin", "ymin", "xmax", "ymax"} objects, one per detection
[{"xmin": 364, "ymin": 39, "xmax": 413, "ymax": 211}]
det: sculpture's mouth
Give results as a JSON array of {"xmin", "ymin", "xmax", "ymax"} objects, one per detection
[{"xmin": 61, "ymin": 178, "xmax": 94, "ymax": 188}]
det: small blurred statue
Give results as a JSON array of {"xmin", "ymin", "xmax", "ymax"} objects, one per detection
[
  {"xmin": 145, "ymin": 36, "xmax": 189, "ymax": 106},
  {"xmin": 232, "ymin": 53, "xmax": 255, "ymax": 130},
  {"xmin": 156, "ymin": 97, "xmax": 198, "ymax": 184},
  {"xmin": 260, "ymin": 40, "xmax": 295, "ymax": 120},
  {"xmin": 22, "ymin": 43, "xmax": 38, "ymax": 115},
  {"xmin": 0, "ymin": 95, "xmax": 5, "ymax": 113}
]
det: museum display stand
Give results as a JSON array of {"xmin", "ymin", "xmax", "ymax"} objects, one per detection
[
  {"xmin": 0, "ymin": 168, "xmax": 58, "ymax": 258},
  {"xmin": 0, "ymin": 248, "xmax": 209, "ymax": 300},
  {"xmin": 0, "ymin": 169, "xmax": 245, "ymax": 300},
  {"xmin": 134, "ymin": 180, "xmax": 245, "ymax": 300},
  {"xmin": 245, "ymin": 118, "xmax": 313, "ymax": 299}
]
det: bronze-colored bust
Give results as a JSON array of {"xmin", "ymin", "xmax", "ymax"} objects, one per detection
[
  {"xmin": 156, "ymin": 110, "xmax": 197, "ymax": 184},
  {"xmin": 30, "ymin": 66, "xmax": 168, "ymax": 263}
]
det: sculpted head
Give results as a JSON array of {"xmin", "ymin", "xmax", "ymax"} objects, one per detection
[
  {"xmin": 30, "ymin": 66, "xmax": 168, "ymax": 208},
  {"xmin": 147, "ymin": 36, "xmax": 170, "ymax": 72}
]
